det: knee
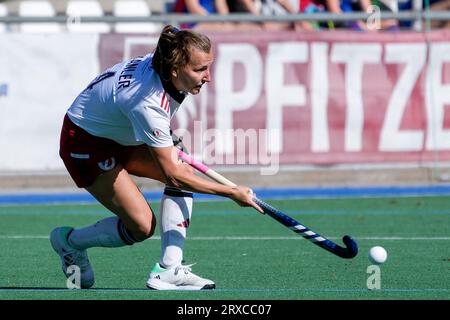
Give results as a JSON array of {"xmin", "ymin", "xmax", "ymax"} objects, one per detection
[{"xmin": 130, "ymin": 213, "xmax": 157, "ymax": 242}]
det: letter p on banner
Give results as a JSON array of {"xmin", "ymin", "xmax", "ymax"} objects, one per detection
[{"xmin": 66, "ymin": 265, "xmax": 81, "ymax": 289}]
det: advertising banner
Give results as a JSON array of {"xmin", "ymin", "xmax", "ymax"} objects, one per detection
[
  {"xmin": 2, "ymin": 30, "xmax": 450, "ymax": 172},
  {"xmin": 99, "ymin": 30, "xmax": 450, "ymax": 173}
]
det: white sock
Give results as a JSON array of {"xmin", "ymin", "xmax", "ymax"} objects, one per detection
[
  {"xmin": 68, "ymin": 216, "xmax": 137, "ymax": 250},
  {"xmin": 159, "ymin": 187, "xmax": 193, "ymax": 268}
]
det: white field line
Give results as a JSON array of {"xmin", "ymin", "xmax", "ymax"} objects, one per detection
[
  {"xmin": 0, "ymin": 235, "xmax": 449, "ymax": 241},
  {"xmin": 0, "ymin": 287, "xmax": 449, "ymax": 294}
]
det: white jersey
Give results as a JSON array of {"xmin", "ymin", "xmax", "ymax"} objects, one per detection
[{"xmin": 67, "ymin": 53, "xmax": 186, "ymax": 147}]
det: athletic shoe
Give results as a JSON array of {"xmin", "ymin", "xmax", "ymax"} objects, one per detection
[
  {"xmin": 146, "ymin": 263, "xmax": 215, "ymax": 290},
  {"xmin": 50, "ymin": 227, "xmax": 95, "ymax": 289}
]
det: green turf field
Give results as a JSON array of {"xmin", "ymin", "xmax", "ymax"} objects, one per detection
[{"xmin": 0, "ymin": 196, "xmax": 449, "ymax": 300}]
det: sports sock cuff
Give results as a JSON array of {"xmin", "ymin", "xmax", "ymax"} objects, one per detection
[
  {"xmin": 117, "ymin": 219, "xmax": 138, "ymax": 245},
  {"xmin": 164, "ymin": 186, "xmax": 193, "ymax": 198}
]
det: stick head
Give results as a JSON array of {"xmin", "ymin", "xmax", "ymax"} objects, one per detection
[{"xmin": 341, "ymin": 235, "xmax": 358, "ymax": 258}]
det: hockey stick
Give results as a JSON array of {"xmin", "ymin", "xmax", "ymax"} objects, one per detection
[{"xmin": 178, "ymin": 150, "xmax": 358, "ymax": 259}]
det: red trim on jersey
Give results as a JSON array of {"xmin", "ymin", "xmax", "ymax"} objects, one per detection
[
  {"xmin": 161, "ymin": 92, "xmax": 166, "ymax": 109},
  {"xmin": 160, "ymin": 91, "xmax": 170, "ymax": 113},
  {"xmin": 164, "ymin": 97, "xmax": 170, "ymax": 113}
]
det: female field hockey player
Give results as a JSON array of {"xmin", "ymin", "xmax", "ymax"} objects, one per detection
[{"xmin": 50, "ymin": 25, "xmax": 263, "ymax": 290}]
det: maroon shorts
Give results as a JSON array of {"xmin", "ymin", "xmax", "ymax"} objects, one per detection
[{"xmin": 59, "ymin": 114, "xmax": 140, "ymax": 188}]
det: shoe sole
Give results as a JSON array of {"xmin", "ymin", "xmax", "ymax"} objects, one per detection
[{"xmin": 146, "ymin": 279, "xmax": 215, "ymax": 291}]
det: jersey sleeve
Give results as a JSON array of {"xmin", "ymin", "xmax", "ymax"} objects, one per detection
[{"xmin": 126, "ymin": 103, "xmax": 173, "ymax": 148}]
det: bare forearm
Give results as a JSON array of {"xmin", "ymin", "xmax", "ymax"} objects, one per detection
[
  {"xmin": 167, "ymin": 165, "xmax": 236, "ymax": 197},
  {"xmin": 149, "ymin": 146, "xmax": 262, "ymax": 212},
  {"xmin": 149, "ymin": 146, "xmax": 237, "ymax": 198}
]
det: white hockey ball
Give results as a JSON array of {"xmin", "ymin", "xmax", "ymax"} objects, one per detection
[{"xmin": 368, "ymin": 246, "xmax": 388, "ymax": 264}]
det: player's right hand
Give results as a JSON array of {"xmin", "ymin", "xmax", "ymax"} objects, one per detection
[{"xmin": 231, "ymin": 186, "xmax": 264, "ymax": 214}]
